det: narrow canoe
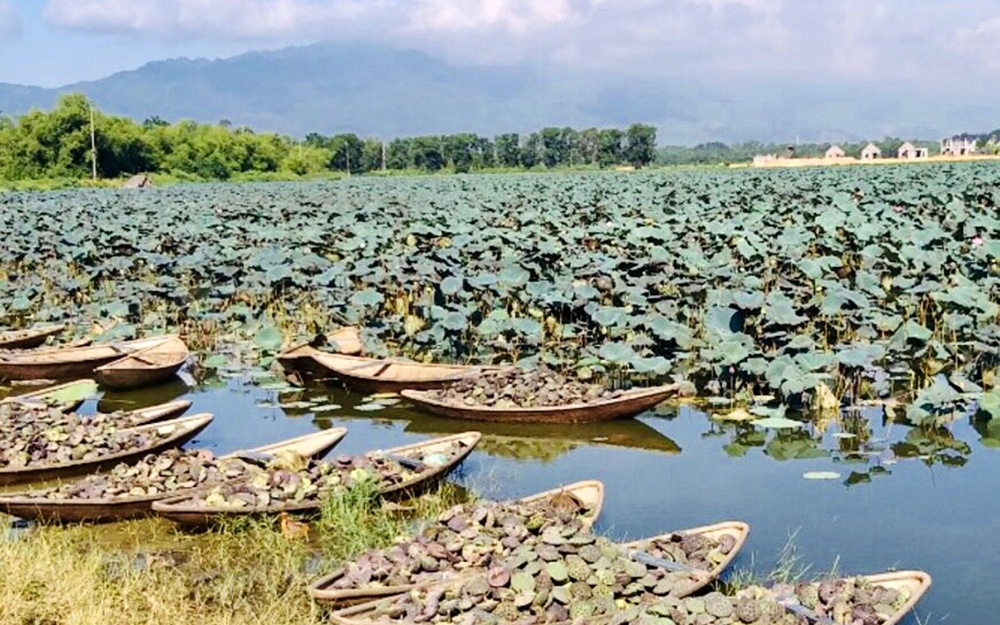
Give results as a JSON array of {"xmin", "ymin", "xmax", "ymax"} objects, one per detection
[
  {"xmin": 3, "ymin": 379, "xmax": 100, "ymax": 413},
  {"xmin": 151, "ymin": 431, "xmax": 482, "ymax": 527},
  {"xmin": 0, "ymin": 335, "xmax": 177, "ymax": 381},
  {"xmin": 621, "ymin": 520, "xmax": 751, "ymax": 597},
  {"xmin": 94, "ymin": 336, "xmax": 190, "ymax": 390},
  {"xmin": 400, "ymin": 384, "xmax": 679, "ymax": 424},
  {"xmin": 327, "ymin": 520, "xmax": 750, "ymax": 624},
  {"xmin": 0, "ymin": 325, "xmax": 66, "ymax": 350},
  {"xmin": 122, "ymin": 400, "xmax": 193, "ymax": 426},
  {"xmin": 0, "ymin": 427, "xmax": 347, "ymax": 524},
  {"xmin": 0, "ymin": 413, "xmax": 214, "ymax": 487},
  {"xmin": 277, "ymin": 327, "xmax": 364, "ymax": 375},
  {"xmin": 765, "ymin": 570, "xmax": 932, "ymax": 625},
  {"xmin": 309, "ymin": 352, "xmax": 499, "ymax": 394},
  {"xmin": 307, "ymin": 480, "xmax": 605, "ymax": 606}
]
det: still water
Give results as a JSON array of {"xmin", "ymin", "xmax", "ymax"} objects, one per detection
[{"xmin": 37, "ymin": 373, "xmax": 1000, "ymax": 623}]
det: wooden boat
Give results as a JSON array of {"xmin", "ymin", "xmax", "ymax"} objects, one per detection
[
  {"xmin": 0, "ymin": 427, "xmax": 347, "ymax": 524},
  {"xmin": 327, "ymin": 521, "xmax": 750, "ymax": 623},
  {"xmin": 0, "ymin": 335, "xmax": 177, "ymax": 381},
  {"xmin": 765, "ymin": 570, "xmax": 932, "ymax": 625},
  {"xmin": 94, "ymin": 335, "xmax": 190, "ymax": 390},
  {"xmin": 0, "ymin": 324, "xmax": 66, "ymax": 350},
  {"xmin": 3, "ymin": 379, "xmax": 99, "ymax": 413},
  {"xmin": 278, "ymin": 327, "xmax": 364, "ymax": 376},
  {"xmin": 307, "ymin": 351, "xmax": 499, "ymax": 394},
  {"xmin": 307, "ymin": 480, "xmax": 605, "ymax": 607},
  {"xmin": 0, "ymin": 413, "xmax": 214, "ymax": 487},
  {"xmin": 621, "ymin": 521, "xmax": 750, "ymax": 597},
  {"xmin": 121, "ymin": 400, "xmax": 193, "ymax": 426},
  {"xmin": 400, "ymin": 384, "xmax": 679, "ymax": 424},
  {"xmin": 152, "ymin": 432, "xmax": 482, "ymax": 527}
]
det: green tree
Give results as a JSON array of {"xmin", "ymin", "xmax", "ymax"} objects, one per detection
[
  {"xmin": 495, "ymin": 133, "xmax": 521, "ymax": 168},
  {"xmin": 625, "ymin": 124, "xmax": 657, "ymax": 167},
  {"xmin": 328, "ymin": 134, "xmax": 364, "ymax": 173},
  {"xmin": 597, "ymin": 129, "xmax": 624, "ymax": 167}
]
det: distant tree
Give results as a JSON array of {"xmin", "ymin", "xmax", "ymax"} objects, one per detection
[
  {"xmin": 472, "ymin": 136, "xmax": 495, "ymax": 169},
  {"xmin": 411, "ymin": 136, "xmax": 445, "ymax": 172},
  {"xmin": 386, "ymin": 138, "xmax": 412, "ymax": 170},
  {"xmin": 625, "ymin": 124, "xmax": 657, "ymax": 167},
  {"xmin": 539, "ymin": 127, "xmax": 569, "ymax": 168},
  {"xmin": 219, "ymin": 119, "xmax": 233, "ymax": 128},
  {"xmin": 361, "ymin": 138, "xmax": 384, "ymax": 172},
  {"xmin": 520, "ymin": 133, "xmax": 541, "ymax": 168},
  {"xmin": 597, "ymin": 129, "xmax": 624, "ymax": 167},
  {"xmin": 495, "ymin": 133, "xmax": 521, "ymax": 168},
  {"xmin": 143, "ymin": 116, "xmax": 169, "ymax": 129},
  {"xmin": 328, "ymin": 134, "xmax": 364, "ymax": 173},
  {"xmin": 443, "ymin": 133, "xmax": 478, "ymax": 173},
  {"xmin": 578, "ymin": 128, "xmax": 600, "ymax": 165}
]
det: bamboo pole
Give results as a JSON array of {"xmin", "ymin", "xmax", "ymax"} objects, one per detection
[{"xmin": 89, "ymin": 104, "xmax": 97, "ymax": 180}]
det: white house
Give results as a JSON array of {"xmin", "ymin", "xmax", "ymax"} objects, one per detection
[{"xmin": 860, "ymin": 143, "xmax": 882, "ymax": 160}]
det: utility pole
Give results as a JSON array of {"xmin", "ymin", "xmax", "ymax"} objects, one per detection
[
  {"xmin": 346, "ymin": 145, "xmax": 351, "ymax": 178},
  {"xmin": 381, "ymin": 140, "xmax": 387, "ymax": 171},
  {"xmin": 89, "ymin": 104, "xmax": 97, "ymax": 180}
]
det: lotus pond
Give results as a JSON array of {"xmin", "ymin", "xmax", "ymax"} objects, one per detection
[{"xmin": 1, "ymin": 165, "xmax": 999, "ymax": 623}]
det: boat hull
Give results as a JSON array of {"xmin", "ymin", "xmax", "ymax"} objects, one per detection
[{"xmin": 401, "ymin": 385, "xmax": 678, "ymax": 424}]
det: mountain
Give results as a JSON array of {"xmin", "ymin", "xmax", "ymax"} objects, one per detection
[{"xmin": 0, "ymin": 43, "xmax": 994, "ymax": 144}]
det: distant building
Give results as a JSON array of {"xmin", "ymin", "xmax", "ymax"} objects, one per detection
[
  {"xmin": 782, "ymin": 145, "xmax": 796, "ymax": 159},
  {"xmin": 825, "ymin": 145, "xmax": 846, "ymax": 159},
  {"xmin": 940, "ymin": 137, "xmax": 978, "ymax": 156},
  {"xmin": 860, "ymin": 143, "xmax": 882, "ymax": 160},
  {"xmin": 897, "ymin": 142, "xmax": 929, "ymax": 159},
  {"xmin": 752, "ymin": 154, "xmax": 777, "ymax": 166}
]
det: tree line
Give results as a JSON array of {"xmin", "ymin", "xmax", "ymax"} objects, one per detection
[{"xmin": 0, "ymin": 94, "xmax": 658, "ymax": 182}]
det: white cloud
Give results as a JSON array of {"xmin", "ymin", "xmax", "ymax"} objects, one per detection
[
  {"xmin": 0, "ymin": 0, "xmax": 20, "ymax": 38},
  {"xmin": 39, "ymin": 0, "xmax": 1000, "ymax": 79},
  {"xmin": 955, "ymin": 15, "xmax": 1000, "ymax": 71}
]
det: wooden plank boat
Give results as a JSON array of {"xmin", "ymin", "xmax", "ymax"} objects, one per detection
[
  {"xmin": 307, "ymin": 351, "xmax": 500, "ymax": 394},
  {"xmin": 151, "ymin": 432, "xmax": 482, "ymax": 527},
  {"xmin": 3, "ymin": 379, "xmax": 100, "ymax": 413},
  {"xmin": 0, "ymin": 324, "xmax": 66, "ymax": 350},
  {"xmin": 122, "ymin": 400, "xmax": 193, "ymax": 426},
  {"xmin": 0, "ymin": 427, "xmax": 347, "ymax": 524},
  {"xmin": 762, "ymin": 571, "xmax": 932, "ymax": 625},
  {"xmin": 862, "ymin": 571, "xmax": 933, "ymax": 625},
  {"xmin": 278, "ymin": 327, "xmax": 365, "ymax": 376},
  {"xmin": 0, "ymin": 335, "xmax": 177, "ymax": 381},
  {"xmin": 0, "ymin": 413, "xmax": 214, "ymax": 487},
  {"xmin": 327, "ymin": 520, "xmax": 750, "ymax": 623},
  {"xmin": 94, "ymin": 335, "xmax": 190, "ymax": 390},
  {"xmin": 307, "ymin": 480, "xmax": 606, "ymax": 607},
  {"xmin": 621, "ymin": 521, "xmax": 750, "ymax": 597},
  {"xmin": 400, "ymin": 384, "xmax": 679, "ymax": 424}
]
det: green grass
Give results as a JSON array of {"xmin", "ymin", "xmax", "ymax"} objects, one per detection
[{"xmin": 0, "ymin": 482, "xmax": 466, "ymax": 625}]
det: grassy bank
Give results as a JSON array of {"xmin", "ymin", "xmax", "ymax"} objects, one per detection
[{"xmin": 0, "ymin": 483, "xmax": 466, "ymax": 625}]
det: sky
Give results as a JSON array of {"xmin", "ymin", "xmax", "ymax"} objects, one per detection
[{"xmin": 0, "ymin": 0, "xmax": 999, "ymax": 87}]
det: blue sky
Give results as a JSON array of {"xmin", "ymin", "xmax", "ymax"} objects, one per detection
[{"xmin": 2, "ymin": 0, "xmax": 999, "ymax": 88}]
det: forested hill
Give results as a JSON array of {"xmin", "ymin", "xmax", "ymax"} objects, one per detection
[
  {"xmin": 2, "ymin": 42, "xmax": 998, "ymax": 144},
  {"xmin": 0, "ymin": 43, "xmax": 692, "ymax": 140}
]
